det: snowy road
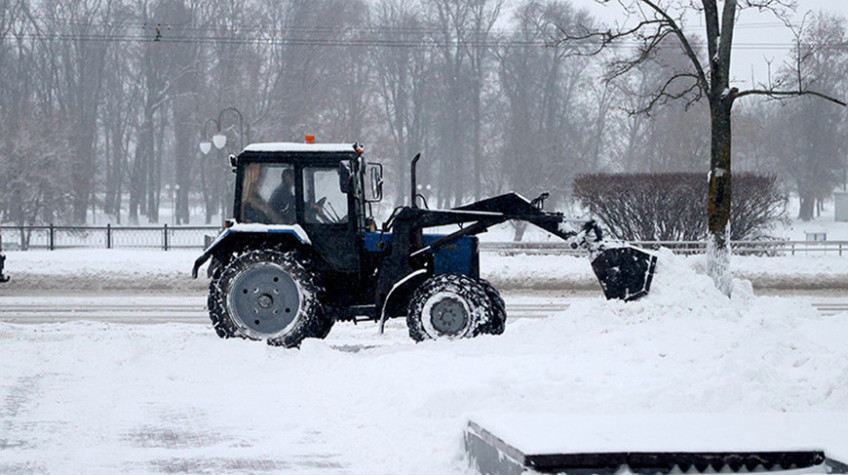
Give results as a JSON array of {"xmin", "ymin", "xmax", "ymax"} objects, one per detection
[
  {"xmin": 1, "ymin": 291, "xmax": 847, "ymax": 324},
  {"xmin": 0, "ymin": 293, "xmax": 572, "ymax": 324}
]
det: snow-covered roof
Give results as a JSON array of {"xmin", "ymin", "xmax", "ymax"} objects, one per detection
[{"xmin": 242, "ymin": 142, "xmax": 359, "ymax": 153}]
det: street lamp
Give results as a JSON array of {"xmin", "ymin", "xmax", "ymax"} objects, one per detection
[
  {"xmin": 198, "ymin": 107, "xmax": 248, "ymax": 154},
  {"xmin": 212, "ymin": 133, "xmax": 227, "ymax": 150},
  {"xmin": 198, "ymin": 107, "xmax": 248, "ymax": 226},
  {"xmin": 199, "ymin": 118, "xmax": 220, "ymax": 155}
]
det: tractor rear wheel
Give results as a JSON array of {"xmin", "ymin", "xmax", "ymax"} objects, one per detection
[
  {"xmin": 208, "ymin": 249, "xmax": 331, "ymax": 348},
  {"xmin": 407, "ymin": 273, "xmax": 496, "ymax": 342}
]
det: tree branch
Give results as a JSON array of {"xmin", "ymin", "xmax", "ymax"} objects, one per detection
[
  {"xmin": 716, "ymin": 0, "xmax": 737, "ymax": 87},
  {"xmin": 630, "ymin": 71, "xmax": 703, "ymax": 115},
  {"xmin": 734, "ymin": 88, "xmax": 847, "ymax": 106},
  {"xmin": 636, "ymin": 0, "xmax": 710, "ymax": 94}
]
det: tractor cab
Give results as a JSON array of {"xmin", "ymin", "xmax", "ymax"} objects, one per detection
[{"xmin": 230, "ymin": 141, "xmax": 382, "ymax": 273}]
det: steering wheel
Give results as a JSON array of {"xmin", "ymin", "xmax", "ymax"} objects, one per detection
[{"xmin": 309, "ymin": 197, "xmax": 330, "ymax": 223}]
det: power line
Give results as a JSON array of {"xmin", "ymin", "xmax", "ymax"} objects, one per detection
[{"xmin": 3, "ymin": 31, "xmax": 843, "ymax": 51}]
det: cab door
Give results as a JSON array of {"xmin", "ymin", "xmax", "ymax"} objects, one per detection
[{"xmin": 299, "ymin": 164, "xmax": 359, "ymax": 272}]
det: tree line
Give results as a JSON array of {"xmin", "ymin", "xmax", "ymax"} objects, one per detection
[{"xmin": 0, "ymin": 0, "xmax": 846, "ymax": 227}]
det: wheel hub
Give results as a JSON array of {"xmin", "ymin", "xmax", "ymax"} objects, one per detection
[
  {"xmin": 257, "ymin": 294, "xmax": 273, "ymax": 308},
  {"xmin": 429, "ymin": 296, "xmax": 469, "ymax": 336},
  {"xmin": 227, "ymin": 262, "xmax": 300, "ymax": 338}
]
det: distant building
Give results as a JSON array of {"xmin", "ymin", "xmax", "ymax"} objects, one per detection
[{"xmin": 836, "ymin": 191, "xmax": 848, "ymax": 222}]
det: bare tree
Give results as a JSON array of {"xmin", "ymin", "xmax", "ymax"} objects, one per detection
[
  {"xmin": 496, "ymin": 1, "xmax": 595, "ymax": 201},
  {"xmin": 561, "ymin": 0, "xmax": 846, "ymax": 295},
  {"xmin": 372, "ymin": 0, "xmax": 434, "ymax": 204},
  {"xmin": 772, "ymin": 13, "xmax": 848, "ymax": 221}
]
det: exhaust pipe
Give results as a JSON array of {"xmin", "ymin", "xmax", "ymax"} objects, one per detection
[{"xmin": 410, "ymin": 153, "xmax": 421, "ymax": 208}]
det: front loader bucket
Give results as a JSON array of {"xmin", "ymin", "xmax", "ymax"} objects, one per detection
[{"xmin": 591, "ymin": 246, "xmax": 657, "ymax": 301}]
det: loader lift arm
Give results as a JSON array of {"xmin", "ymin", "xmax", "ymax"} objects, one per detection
[
  {"xmin": 384, "ymin": 192, "xmax": 657, "ymax": 302},
  {"xmin": 407, "ymin": 193, "xmax": 607, "ymax": 258}
]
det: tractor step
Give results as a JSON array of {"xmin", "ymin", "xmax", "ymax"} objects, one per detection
[{"xmin": 465, "ymin": 414, "xmax": 848, "ymax": 474}]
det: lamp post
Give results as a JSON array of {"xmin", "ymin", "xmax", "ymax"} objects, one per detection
[
  {"xmin": 199, "ymin": 107, "xmax": 248, "ymax": 226},
  {"xmin": 164, "ymin": 184, "xmax": 179, "ymax": 226}
]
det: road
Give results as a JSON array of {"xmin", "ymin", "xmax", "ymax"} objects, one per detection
[{"xmin": 1, "ymin": 291, "xmax": 846, "ymax": 324}]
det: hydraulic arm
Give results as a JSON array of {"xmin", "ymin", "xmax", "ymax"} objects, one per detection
[{"xmin": 383, "ymin": 192, "xmax": 657, "ymax": 302}]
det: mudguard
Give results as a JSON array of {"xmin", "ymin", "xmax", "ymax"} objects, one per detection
[
  {"xmin": 378, "ymin": 268, "xmax": 429, "ymax": 333},
  {"xmin": 191, "ymin": 223, "xmax": 311, "ymax": 278}
]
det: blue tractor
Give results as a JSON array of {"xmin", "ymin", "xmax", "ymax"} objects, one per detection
[{"xmin": 192, "ymin": 141, "xmax": 656, "ymax": 347}]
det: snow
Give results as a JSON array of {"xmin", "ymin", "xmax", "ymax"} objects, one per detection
[
  {"xmin": 781, "ymin": 195, "xmax": 848, "ymax": 241},
  {"xmin": 2, "ymin": 248, "xmax": 848, "ymax": 293},
  {"xmin": 222, "ymin": 223, "xmax": 311, "ymax": 245},
  {"xmin": 2, "ymin": 249, "xmax": 198, "ymax": 277},
  {"xmin": 2, "ymin": 249, "xmax": 848, "ymax": 473},
  {"xmin": 471, "ymin": 413, "xmax": 848, "ymax": 456},
  {"xmin": 243, "ymin": 142, "xmax": 359, "ymax": 153}
]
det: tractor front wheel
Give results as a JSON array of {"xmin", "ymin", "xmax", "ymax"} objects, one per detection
[
  {"xmin": 208, "ymin": 249, "xmax": 331, "ymax": 348},
  {"xmin": 407, "ymin": 274, "xmax": 502, "ymax": 342},
  {"xmin": 478, "ymin": 278, "xmax": 507, "ymax": 335}
]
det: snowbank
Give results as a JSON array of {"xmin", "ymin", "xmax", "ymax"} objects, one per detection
[
  {"xmin": 2, "ymin": 249, "xmax": 847, "ymax": 473},
  {"xmin": 3, "ymin": 248, "xmax": 847, "ymax": 292},
  {"xmin": 0, "ymin": 250, "xmax": 204, "ymax": 291}
]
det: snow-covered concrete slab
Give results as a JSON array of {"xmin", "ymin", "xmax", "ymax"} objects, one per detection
[
  {"xmin": 466, "ymin": 413, "xmax": 848, "ymax": 474},
  {"xmin": 469, "ymin": 413, "xmax": 848, "ymax": 455}
]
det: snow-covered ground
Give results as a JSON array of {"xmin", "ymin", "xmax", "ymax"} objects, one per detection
[
  {"xmin": 1, "ymin": 250, "xmax": 848, "ymax": 473},
  {"xmin": 781, "ymin": 193, "xmax": 848, "ymax": 241}
]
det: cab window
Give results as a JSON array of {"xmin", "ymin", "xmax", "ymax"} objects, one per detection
[
  {"xmin": 303, "ymin": 167, "xmax": 348, "ymax": 224},
  {"xmin": 240, "ymin": 163, "xmax": 296, "ymax": 224}
]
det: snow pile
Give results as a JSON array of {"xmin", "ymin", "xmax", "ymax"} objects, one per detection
[
  {"xmin": 2, "ymin": 247, "xmax": 848, "ymax": 473},
  {"xmin": 0, "ymin": 250, "xmax": 204, "ymax": 291}
]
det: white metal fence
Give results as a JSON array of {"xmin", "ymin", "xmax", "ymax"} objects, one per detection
[
  {"xmin": 479, "ymin": 240, "xmax": 848, "ymax": 256},
  {"xmin": 1, "ymin": 225, "xmax": 846, "ymax": 256},
  {"xmin": 1, "ymin": 225, "xmax": 218, "ymax": 251}
]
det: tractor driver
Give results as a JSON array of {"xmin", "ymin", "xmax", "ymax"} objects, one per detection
[
  {"xmin": 270, "ymin": 168, "xmax": 328, "ymax": 223},
  {"xmin": 270, "ymin": 169, "xmax": 297, "ymax": 223}
]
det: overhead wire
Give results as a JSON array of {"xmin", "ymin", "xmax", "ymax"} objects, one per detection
[
  {"xmin": 2, "ymin": 30, "xmax": 843, "ymax": 51},
  {"xmin": 1, "ymin": 19, "xmax": 843, "ymax": 51}
]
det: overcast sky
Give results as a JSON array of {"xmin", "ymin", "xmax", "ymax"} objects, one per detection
[{"xmin": 502, "ymin": 0, "xmax": 848, "ymax": 90}]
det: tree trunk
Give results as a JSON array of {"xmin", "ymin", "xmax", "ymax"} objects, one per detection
[
  {"xmin": 174, "ymin": 109, "xmax": 192, "ymax": 224},
  {"xmin": 707, "ymin": 99, "xmax": 733, "ymax": 296},
  {"xmin": 798, "ymin": 190, "xmax": 815, "ymax": 221},
  {"xmin": 129, "ymin": 113, "xmax": 153, "ymax": 225}
]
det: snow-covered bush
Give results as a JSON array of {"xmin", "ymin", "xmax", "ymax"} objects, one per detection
[{"xmin": 573, "ymin": 173, "xmax": 787, "ymax": 241}]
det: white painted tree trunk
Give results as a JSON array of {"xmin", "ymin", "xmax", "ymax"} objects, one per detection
[{"xmin": 706, "ymin": 225, "xmax": 732, "ymax": 297}]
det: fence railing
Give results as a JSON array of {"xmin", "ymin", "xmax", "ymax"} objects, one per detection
[
  {"xmin": 1, "ymin": 225, "xmax": 846, "ymax": 256},
  {"xmin": 1, "ymin": 225, "xmax": 221, "ymax": 251},
  {"xmin": 479, "ymin": 240, "xmax": 848, "ymax": 256}
]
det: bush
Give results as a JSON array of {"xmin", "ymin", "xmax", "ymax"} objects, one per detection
[{"xmin": 573, "ymin": 173, "xmax": 787, "ymax": 241}]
